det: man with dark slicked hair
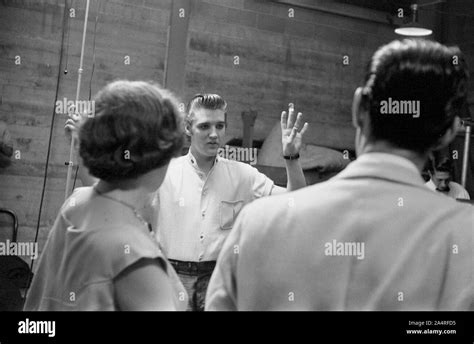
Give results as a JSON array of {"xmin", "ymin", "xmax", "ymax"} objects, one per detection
[
  {"xmin": 206, "ymin": 39, "xmax": 473, "ymax": 311},
  {"xmin": 69, "ymin": 92, "xmax": 309, "ymax": 311},
  {"xmin": 154, "ymin": 94, "xmax": 308, "ymax": 311}
]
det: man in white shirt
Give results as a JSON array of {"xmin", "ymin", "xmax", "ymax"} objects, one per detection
[
  {"xmin": 206, "ymin": 39, "xmax": 473, "ymax": 311},
  {"xmin": 425, "ymin": 155, "xmax": 470, "ymax": 199},
  {"xmin": 69, "ymin": 93, "xmax": 308, "ymax": 311},
  {"xmin": 154, "ymin": 94, "xmax": 308, "ymax": 310}
]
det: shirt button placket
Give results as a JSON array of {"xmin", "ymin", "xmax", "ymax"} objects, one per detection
[{"xmin": 199, "ymin": 179, "xmax": 206, "ymax": 262}]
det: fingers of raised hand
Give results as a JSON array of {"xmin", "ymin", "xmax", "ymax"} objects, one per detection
[
  {"xmin": 281, "ymin": 111, "xmax": 288, "ymax": 130},
  {"xmin": 300, "ymin": 122, "xmax": 309, "ymax": 137},
  {"xmin": 293, "ymin": 112, "xmax": 304, "ymax": 131},
  {"xmin": 287, "ymin": 103, "xmax": 296, "ymax": 128},
  {"xmin": 69, "ymin": 111, "xmax": 81, "ymax": 122},
  {"xmin": 289, "ymin": 126, "xmax": 298, "ymax": 141},
  {"xmin": 65, "ymin": 119, "xmax": 75, "ymax": 129}
]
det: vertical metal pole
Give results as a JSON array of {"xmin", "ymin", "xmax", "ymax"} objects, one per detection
[
  {"xmin": 65, "ymin": 0, "xmax": 90, "ymax": 200},
  {"xmin": 461, "ymin": 125, "xmax": 471, "ymax": 188}
]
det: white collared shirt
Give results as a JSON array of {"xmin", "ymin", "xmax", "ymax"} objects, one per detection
[
  {"xmin": 425, "ymin": 179, "xmax": 470, "ymax": 200},
  {"xmin": 154, "ymin": 151, "xmax": 274, "ymax": 262}
]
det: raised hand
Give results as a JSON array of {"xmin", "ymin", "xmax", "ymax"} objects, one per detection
[
  {"xmin": 64, "ymin": 106, "xmax": 84, "ymax": 140},
  {"xmin": 281, "ymin": 103, "xmax": 308, "ymax": 157}
]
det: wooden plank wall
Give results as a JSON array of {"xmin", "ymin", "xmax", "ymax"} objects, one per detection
[
  {"xmin": 1, "ymin": 0, "xmax": 472, "ymax": 261},
  {"xmin": 183, "ymin": 0, "xmax": 403, "ymax": 150},
  {"xmin": 0, "ymin": 0, "xmax": 172, "ymax": 265}
]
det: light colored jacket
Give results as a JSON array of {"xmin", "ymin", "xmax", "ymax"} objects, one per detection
[{"xmin": 206, "ymin": 153, "xmax": 474, "ymax": 311}]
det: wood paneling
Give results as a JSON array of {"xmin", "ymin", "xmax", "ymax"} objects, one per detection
[
  {"xmin": 0, "ymin": 0, "xmax": 172, "ymax": 264},
  {"xmin": 183, "ymin": 0, "xmax": 400, "ymax": 150},
  {"xmin": 1, "ymin": 0, "xmax": 472, "ymax": 262}
]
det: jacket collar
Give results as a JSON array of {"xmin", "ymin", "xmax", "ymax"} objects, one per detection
[{"xmin": 334, "ymin": 152, "xmax": 425, "ymax": 187}]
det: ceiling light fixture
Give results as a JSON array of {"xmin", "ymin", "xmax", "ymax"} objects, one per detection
[{"xmin": 395, "ymin": 4, "xmax": 433, "ymax": 36}]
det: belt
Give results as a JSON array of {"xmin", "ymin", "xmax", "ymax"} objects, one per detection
[{"xmin": 169, "ymin": 259, "xmax": 216, "ymax": 275}]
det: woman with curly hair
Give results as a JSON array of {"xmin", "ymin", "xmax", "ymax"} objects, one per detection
[{"xmin": 24, "ymin": 80, "xmax": 187, "ymax": 311}]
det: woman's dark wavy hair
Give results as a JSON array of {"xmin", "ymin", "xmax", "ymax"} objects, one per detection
[
  {"xmin": 362, "ymin": 39, "xmax": 469, "ymax": 154},
  {"xmin": 79, "ymin": 80, "xmax": 184, "ymax": 182}
]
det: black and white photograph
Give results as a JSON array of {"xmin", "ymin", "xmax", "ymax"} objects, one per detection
[{"xmin": 0, "ymin": 0, "xmax": 473, "ymax": 341}]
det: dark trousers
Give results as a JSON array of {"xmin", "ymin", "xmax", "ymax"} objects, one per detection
[{"xmin": 169, "ymin": 260, "xmax": 216, "ymax": 311}]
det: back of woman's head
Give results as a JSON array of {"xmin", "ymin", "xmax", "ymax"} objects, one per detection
[
  {"xmin": 363, "ymin": 39, "xmax": 469, "ymax": 154},
  {"xmin": 79, "ymin": 80, "xmax": 184, "ymax": 182}
]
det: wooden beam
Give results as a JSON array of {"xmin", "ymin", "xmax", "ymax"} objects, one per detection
[
  {"xmin": 163, "ymin": 0, "xmax": 192, "ymax": 96},
  {"xmin": 271, "ymin": 0, "xmax": 392, "ymax": 25},
  {"xmin": 241, "ymin": 110, "xmax": 258, "ymax": 148}
]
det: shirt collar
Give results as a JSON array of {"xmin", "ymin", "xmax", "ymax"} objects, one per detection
[
  {"xmin": 186, "ymin": 150, "xmax": 219, "ymax": 170},
  {"xmin": 425, "ymin": 179, "xmax": 457, "ymax": 197},
  {"xmin": 335, "ymin": 152, "xmax": 425, "ymax": 187},
  {"xmin": 425, "ymin": 179, "xmax": 437, "ymax": 191}
]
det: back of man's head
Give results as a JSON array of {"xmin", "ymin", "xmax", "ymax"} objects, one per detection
[
  {"xmin": 428, "ymin": 154, "xmax": 453, "ymax": 174},
  {"xmin": 362, "ymin": 39, "xmax": 469, "ymax": 154}
]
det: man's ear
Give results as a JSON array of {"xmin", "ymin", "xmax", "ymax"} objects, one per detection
[
  {"xmin": 184, "ymin": 122, "xmax": 193, "ymax": 137},
  {"xmin": 352, "ymin": 87, "xmax": 369, "ymax": 129},
  {"xmin": 432, "ymin": 116, "xmax": 460, "ymax": 150}
]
